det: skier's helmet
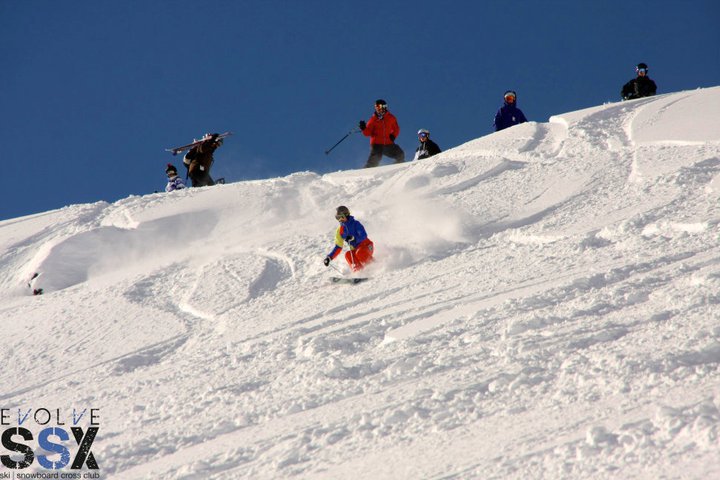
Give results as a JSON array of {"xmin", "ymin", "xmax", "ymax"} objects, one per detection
[
  {"xmin": 375, "ymin": 99, "xmax": 388, "ymax": 110},
  {"xmin": 336, "ymin": 206, "xmax": 350, "ymax": 219},
  {"xmin": 417, "ymin": 128, "xmax": 430, "ymax": 138},
  {"xmin": 504, "ymin": 90, "xmax": 517, "ymax": 103},
  {"xmin": 636, "ymin": 63, "xmax": 649, "ymax": 73},
  {"xmin": 166, "ymin": 163, "xmax": 178, "ymax": 175}
]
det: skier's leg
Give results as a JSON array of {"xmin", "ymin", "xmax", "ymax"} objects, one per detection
[
  {"xmin": 353, "ymin": 240, "xmax": 374, "ymax": 269},
  {"xmin": 202, "ymin": 172, "xmax": 215, "ymax": 186},
  {"xmin": 192, "ymin": 169, "xmax": 214, "ymax": 187},
  {"xmin": 189, "ymin": 162, "xmax": 203, "ymax": 187},
  {"xmin": 344, "ymin": 251, "xmax": 357, "ymax": 271},
  {"xmin": 348, "ymin": 241, "xmax": 374, "ymax": 271},
  {"xmin": 364, "ymin": 145, "xmax": 383, "ymax": 168},
  {"xmin": 189, "ymin": 172, "xmax": 200, "ymax": 187},
  {"xmin": 385, "ymin": 144, "xmax": 405, "ymax": 164}
]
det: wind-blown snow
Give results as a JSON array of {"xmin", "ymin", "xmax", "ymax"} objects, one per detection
[{"xmin": 2, "ymin": 87, "xmax": 720, "ymax": 479}]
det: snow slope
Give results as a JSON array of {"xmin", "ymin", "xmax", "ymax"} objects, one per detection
[{"xmin": 2, "ymin": 87, "xmax": 720, "ymax": 479}]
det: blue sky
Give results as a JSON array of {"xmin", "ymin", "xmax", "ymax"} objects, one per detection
[{"xmin": 1, "ymin": 0, "xmax": 718, "ymax": 220}]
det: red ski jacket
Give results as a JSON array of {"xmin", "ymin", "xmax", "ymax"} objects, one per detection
[{"xmin": 362, "ymin": 111, "xmax": 400, "ymax": 146}]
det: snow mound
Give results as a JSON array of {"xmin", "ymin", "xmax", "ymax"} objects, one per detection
[{"xmin": 2, "ymin": 87, "xmax": 720, "ymax": 479}]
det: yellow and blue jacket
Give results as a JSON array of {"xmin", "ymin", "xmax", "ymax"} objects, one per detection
[{"xmin": 327, "ymin": 216, "xmax": 368, "ymax": 259}]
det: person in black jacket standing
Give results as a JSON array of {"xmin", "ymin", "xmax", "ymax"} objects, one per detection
[
  {"xmin": 414, "ymin": 129, "xmax": 441, "ymax": 160},
  {"xmin": 621, "ymin": 63, "xmax": 657, "ymax": 100}
]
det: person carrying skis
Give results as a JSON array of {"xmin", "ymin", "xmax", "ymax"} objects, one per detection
[
  {"xmin": 183, "ymin": 133, "xmax": 223, "ymax": 187},
  {"xmin": 323, "ymin": 206, "xmax": 374, "ymax": 272},
  {"xmin": 493, "ymin": 90, "xmax": 528, "ymax": 132},
  {"xmin": 621, "ymin": 62, "xmax": 657, "ymax": 100},
  {"xmin": 414, "ymin": 128, "xmax": 442, "ymax": 160},
  {"xmin": 165, "ymin": 163, "xmax": 186, "ymax": 192},
  {"xmin": 359, "ymin": 99, "xmax": 405, "ymax": 168}
]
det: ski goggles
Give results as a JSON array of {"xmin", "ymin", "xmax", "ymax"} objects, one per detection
[
  {"xmin": 637, "ymin": 68, "xmax": 647, "ymax": 74},
  {"xmin": 335, "ymin": 214, "xmax": 347, "ymax": 220},
  {"xmin": 504, "ymin": 93, "xmax": 516, "ymax": 101},
  {"xmin": 418, "ymin": 132, "xmax": 428, "ymax": 138}
]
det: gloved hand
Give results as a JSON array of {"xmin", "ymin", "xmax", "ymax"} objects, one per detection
[
  {"xmin": 323, "ymin": 256, "xmax": 331, "ymax": 267},
  {"xmin": 389, "ymin": 134, "xmax": 396, "ymax": 142},
  {"xmin": 345, "ymin": 235, "xmax": 355, "ymax": 243},
  {"xmin": 359, "ymin": 120, "xmax": 366, "ymax": 130}
]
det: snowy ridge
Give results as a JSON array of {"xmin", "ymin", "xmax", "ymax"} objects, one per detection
[{"xmin": 1, "ymin": 87, "xmax": 720, "ymax": 479}]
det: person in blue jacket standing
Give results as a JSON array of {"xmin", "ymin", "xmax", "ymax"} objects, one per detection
[
  {"xmin": 323, "ymin": 206, "xmax": 375, "ymax": 272},
  {"xmin": 493, "ymin": 90, "xmax": 528, "ymax": 132}
]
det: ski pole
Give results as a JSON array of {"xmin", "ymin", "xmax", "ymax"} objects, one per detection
[
  {"xmin": 350, "ymin": 249, "xmax": 360, "ymax": 272},
  {"xmin": 328, "ymin": 261, "xmax": 344, "ymax": 275},
  {"xmin": 325, "ymin": 127, "xmax": 360, "ymax": 155}
]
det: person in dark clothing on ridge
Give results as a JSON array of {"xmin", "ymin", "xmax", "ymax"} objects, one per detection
[
  {"xmin": 493, "ymin": 90, "xmax": 528, "ymax": 132},
  {"xmin": 359, "ymin": 99, "xmax": 405, "ymax": 168},
  {"xmin": 414, "ymin": 129, "xmax": 441, "ymax": 160},
  {"xmin": 183, "ymin": 133, "xmax": 223, "ymax": 187},
  {"xmin": 621, "ymin": 62, "xmax": 657, "ymax": 100}
]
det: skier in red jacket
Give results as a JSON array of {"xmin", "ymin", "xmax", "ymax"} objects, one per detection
[{"xmin": 358, "ymin": 99, "xmax": 405, "ymax": 168}]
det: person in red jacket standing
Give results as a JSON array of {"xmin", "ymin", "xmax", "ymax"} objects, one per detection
[{"xmin": 358, "ymin": 99, "xmax": 405, "ymax": 168}]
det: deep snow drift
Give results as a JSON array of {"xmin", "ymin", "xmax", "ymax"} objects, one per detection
[{"xmin": 1, "ymin": 87, "xmax": 720, "ymax": 479}]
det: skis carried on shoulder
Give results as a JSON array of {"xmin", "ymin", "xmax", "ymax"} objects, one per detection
[
  {"xmin": 329, "ymin": 276, "xmax": 369, "ymax": 285},
  {"xmin": 166, "ymin": 132, "xmax": 233, "ymax": 156}
]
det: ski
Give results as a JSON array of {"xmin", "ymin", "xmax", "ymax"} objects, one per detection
[
  {"xmin": 165, "ymin": 132, "xmax": 233, "ymax": 156},
  {"xmin": 329, "ymin": 277, "xmax": 369, "ymax": 285}
]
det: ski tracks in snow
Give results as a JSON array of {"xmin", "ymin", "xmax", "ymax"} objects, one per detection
[{"xmin": 6, "ymin": 89, "xmax": 720, "ymax": 479}]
